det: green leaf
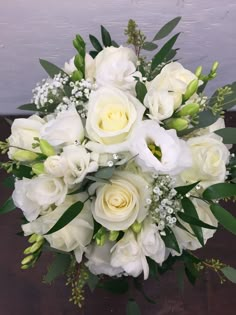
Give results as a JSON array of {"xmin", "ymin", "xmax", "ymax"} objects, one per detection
[
  {"xmin": 214, "ymin": 127, "xmax": 236, "ymax": 144},
  {"xmin": 181, "ymin": 198, "xmax": 204, "ymax": 246},
  {"xmin": 89, "ymin": 34, "xmax": 103, "ymax": 52},
  {"xmin": 135, "ymin": 81, "xmax": 147, "ymax": 103},
  {"xmin": 176, "ymin": 265, "xmax": 185, "ymax": 294},
  {"xmin": 184, "ymin": 262, "xmax": 199, "ymax": 285},
  {"xmin": 45, "ymin": 201, "xmax": 84, "ymax": 235},
  {"xmin": 39, "ymin": 59, "xmax": 66, "ymax": 78},
  {"xmin": 43, "ymin": 253, "xmax": 71, "ymax": 284},
  {"xmin": 177, "ymin": 212, "xmax": 217, "ymax": 230},
  {"xmin": 151, "ymin": 33, "xmax": 180, "ymax": 71},
  {"xmin": 89, "ymin": 51, "xmax": 98, "ymax": 58},
  {"xmin": 221, "ymin": 266, "xmax": 236, "ymax": 283},
  {"xmin": 95, "ymin": 166, "xmax": 116, "ymax": 180},
  {"xmin": 85, "ymin": 175, "xmax": 111, "ymax": 184},
  {"xmin": 12, "ymin": 165, "xmax": 33, "ymax": 179},
  {"xmin": 3, "ymin": 175, "xmax": 15, "ymax": 189},
  {"xmin": 142, "ymin": 42, "xmax": 158, "ymax": 51},
  {"xmin": 98, "ymin": 278, "xmax": 129, "ymax": 294},
  {"xmin": 210, "ymin": 204, "xmax": 236, "ymax": 235},
  {"xmin": 133, "ymin": 278, "xmax": 156, "ymax": 304},
  {"xmin": 162, "ymin": 227, "xmax": 180, "ymax": 253},
  {"xmin": 203, "ymin": 183, "xmax": 236, "ymax": 200},
  {"xmin": 175, "ymin": 181, "xmax": 200, "ymax": 196},
  {"xmin": 0, "ymin": 197, "xmax": 15, "ymax": 215},
  {"xmin": 126, "ymin": 299, "xmax": 141, "ymax": 315},
  {"xmin": 153, "ymin": 17, "xmax": 181, "ymax": 41},
  {"xmin": 147, "ymin": 257, "xmax": 158, "ymax": 279},
  {"xmin": 165, "ymin": 48, "xmax": 179, "ymax": 62},
  {"xmin": 111, "ymin": 40, "xmax": 119, "ymax": 48},
  {"xmin": 18, "ymin": 103, "xmax": 38, "ymax": 111},
  {"xmin": 86, "ymin": 271, "xmax": 99, "ymax": 292},
  {"xmin": 101, "ymin": 25, "xmax": 112, "ymax": 47}
]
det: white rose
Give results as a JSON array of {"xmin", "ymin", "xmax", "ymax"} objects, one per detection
[
  {"xmin": 138, "ymin": 218, "xmax": 166, "ymax": 265},
  {"xmin": 148, "ymin": 62, "xmax": 199, "ymax": 108},
  {"xmin": 85, "ymin": 87, "xmax": 145, "ymax": 153},
  {"xmin": 44, "ymin": 155, "xmax": 66, "ymax": 177},
  {"xmin": 61, "ymin": 144, "xmax": 98, "ymax": 186},
  {"xmin": 95, "ymin": 46, "xmax": 141, "ymax": 92},
  {"xmin": 89, "ymin": 171, "xmax": 150, "ymax": 231},
  {"xmin": 172, "ymin": 199, "xmax": 218, "ymax": 253},
  {"xmin": 111, "ymin": 230, "xmax": 149, "ymax": 279},
  {"xmin": 12, "ymin": 175, "xmax": 67, "ymax": 222},
  {"xmin": 8, "ymin": 115, "xmax": 44, "ymax": 159},
  {"xmin": 64, "ymin": 54, "xmax": 95, "ymax": 81},
  {"xmin": 130, "ymin": 120, "xmax": 192, "ymax": 175},
  {"xmin": 180, "ymin": 133, "xmax": 230, "ymax": 188},
  {"xmin": 22, "ymin": 193, "xmax": 94, "ymax": 261},
  {"xmin": 41, "ymin": 105, "xmax": 84, "ymax": 147},
  {"xmin": 85, "ymin": 241, "xmax": 123, "ymax": 276},
  {"xmin": 144, "ymin": 89, "xmax": 175, "ymax": 121}
]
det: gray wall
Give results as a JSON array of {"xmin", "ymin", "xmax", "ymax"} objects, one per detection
[{"xmin": 0, "ymin": 0, "xmax": 236, "ymax": 114}]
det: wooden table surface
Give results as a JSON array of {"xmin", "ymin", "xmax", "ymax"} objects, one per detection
[{"xmin": 0, "ymin": 114, "xmax": 235, "ymax": 315}]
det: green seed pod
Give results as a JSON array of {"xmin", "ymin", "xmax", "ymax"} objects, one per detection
[
  {"xmin": 108, "ymin": 231, "xmax": 119, "ymax": 242},
  {"xmin": 32, "ymin": 163, "xmax": 45, "ymax": 175},
  {"xmin": 176, "ymin": 103, "xmax": 200, "ymax": 117},
  {"xmin": 183, "ymin": 79, "xmax": 199, "ymax": 101},
  {"xmin": 28, "ymin": 234, "xmax": 38, "ymax": 243},
  {"xmin": 39, "ymin": 139, "xmax": 56, "ymax": 157},
  {"xmin": 13, "ymin": 150, "xmax": 38, "ymax": 162},
  {"xmin": 131, "ymin": 221, "xmax": 142, "ymax": 234},
  {"xmin": 195, "ymin": 65, "xmax": 202, "ymax": 78},
  {"xmin": 211, "ymin": 61, "xmax": 219, "ymax": 73},
  {"xmin": 21, "ymin": 255, "xmax": 34, "ymax": 265},
  {"xmin": 166, "ymin": 118, "xmax": 189, "ymax": 131},
  {"xmin": 71, "ymin": 70, "xmax": 83, "ymax": 82}
]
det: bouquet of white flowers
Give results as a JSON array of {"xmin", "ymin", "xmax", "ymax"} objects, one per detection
[{"xmin": 0, "ymin": 17, "xmax": 236, "ymax": 314}]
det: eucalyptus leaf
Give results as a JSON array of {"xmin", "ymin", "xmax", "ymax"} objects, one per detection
[
  {"xmin": 203, "ymin": 183, "xmax": 236, "ymax": 200},
  {"xmin": 43, "ymin": 253, "xmax": 71, "ymax": 284},
  {"xmin": 221, "ymin": 266, "xmax": 236, "ymax": 283},
  {"xmin": 210, "ymin": 204, "xmax": 236, "ymax": 235},
  {"xmin": 39, "ymin": 59, "xmax": 66, "ymax": 78},
  {"xmin": 126, "ymin": 299, "xmax": 141, "ymax": 315},
  {"xmin": 214, "ymin": 127, "xmax": 236, "ymax": 144},
  {"xmin": 95, "ymin": 166, "xmax": 116, "ymax": 180},
  {"xmin": 153, "ymin": 17, "xmax": 181, "ymax": 41},
  {"xmin": 142, "ymin": 42, "xmax": 158, "ymax": 51},
  {"xmin": 45, "ymin": 201, "xmax": 84, "ymax": 235},
  {"xmin": 151, "ymin": 33, "xmax": 180, "ymax": 71},
  {"xmin": 89, "ymin": 34, "xmax": 103, "ymax": 52},
  {"xmin": 101, "ymin": 25, "xmax": 112, "ymax": 47},
  {"xmin": 0, "ymin": 197, "xmax": 15, "ymax": 215},
  {"xmin": 135, "ymin": 81, "xmax": 147, "ymax": 103},
  {"xmin": 86, "ymin": 271, "xmax": 99, "ymax": 292},
  {"xmin": 175, "ymin": 181, "xmax": 200, "ymax": 196},
  {"xmin": 177, "ymin": 212, "xmax": 217, "ymax": 230}
]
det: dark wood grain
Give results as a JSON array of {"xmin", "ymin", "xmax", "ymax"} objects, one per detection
[{"xmin": 0, "ymin": 114, "xmax": 235, "ymax": 315}]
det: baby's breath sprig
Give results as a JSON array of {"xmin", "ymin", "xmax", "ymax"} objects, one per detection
[
  {"xmin": 66, "ymin": 259, "xmax": 89, "ymax": 308},
  {"xmin": 124, "ymin": 19, "xmax": 146, "ymax": 57}
]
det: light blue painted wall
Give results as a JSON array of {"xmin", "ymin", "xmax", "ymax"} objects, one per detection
[{"xmin": 0, "ymin": 0, "xmax": 236, "ymax": 114}]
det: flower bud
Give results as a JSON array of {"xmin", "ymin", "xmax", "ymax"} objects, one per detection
[
  {"xmin": 24, "ymin": 247, "xmax": 32, "ymax": 255},
  {"xmin": 21, "ymin": 264, "xmax": 30, "ymax": 270},
  {"xmin": 21, "ymin": 255, "xmax": 34, "ymax": 265},
  {"xmin": 131, "ymin": 221, "xmax": 142, "ymax": 234},
  {"xmin": 36, "ymin": 235, "xmax": 44, "ymax": 243},
  {"xmin": 29, "ymin": 240, "xmax": 44, "ymax": 253},
  {"xmin": 71, "ymin": 70, "xmax": 83, "ymax": 82},
  {"xmin": 74, "ymin": 54, "xmax": 84, "ymax": 71},
  {"xmin": 211, "ymin": 61, "xmax": 219, "ymax": 73},
  {"xmin": 96, "ymin": 234, "xmax": 106, "ymax": 246},
  {"xmin": 166, "ymin": 118, "xmax": 189, "ymax": 131},
  {"xmin": 75, "ymin": 34, "xmax": 85, "ymax": 48},
  {"xmin": 108, "ymin": 230, "xmax": 119, "ymax": 242},
  {"xmin": 28, "ymin": 234, "xmax": 38, "ymax": 243},
  {"xmin": 32, "ymin": 163, "xmax": 45, "ymax": 175},
  {"xmin": 183, "ymin": 79, "xmax": 199, "ymax": 101},
  {"xmin": 13, "ymin": 150, "xmax": 38, "ymax": 162},
  {"xmin": 195, "ymin": 66, "xmax": 202, "ymax": 78},
  {"xmin": 176, "ymin": 103, "xmax": 200, "ymax": 117},
  {"xmin": 39, "ymin": 139, "xmax": 56, "ymax": 157}
]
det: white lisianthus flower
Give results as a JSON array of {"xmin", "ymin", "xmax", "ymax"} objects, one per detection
[
  {"xmin": 180, "ymin": 133, "xmax": 230, "ymax": 188},
  {"xmin": 85, "ymin": 241, "xmax": 123, "ymax": 276},
  {"xmin": 172, "ymin": 199, "xmax": 218, "ymax": 254},
  {"xmin": 89, "ymin": 171, "xmax": 150, "ymax": 231},
  {"xmin": 130, "ymin": 120, "xmax": 192, "ymax": 175},
  {"xmin": 95, "ymin": 46, "xmax": 141, "ymax": 92},
  {"xmin": 148, "ymin": 62, "xmax": 199, "ymax": 108},
  {"xmin": 61, "ymin": 144, "xmax": 98, "ymax": 186},
  {"xmin": 138, "ymin": 218, "xmax": 166, "ymax": 265},
  {"xmin": 85, "ymin": 87, "xmax": 145, "ymax": 153},
  {"xmin": 111, "ymin": 230, "xmax": 149, "ymax": 278},
  {"xmin": 44, "ymin": 155, "xmax": 67, "ymax": 177},
  {"xmin": 41, "ymin": 105, "xmax": 84, "ymax": 147},
  {"xmin": 64, "ymin": 54, "xmax": 95, "ymax": 81},
  {"xmin": 22, "ymin": 194, "xmax": 94, "ymax": 262},
  {"xmin": 144, "ymin": 89, "xmax": 175, "ymax": 121},
  {"xmin": 8, "ymin": 115, "xmax": 44, "ymax": 159},
  {"xmin": 12, "ymin": 175, "xmax": 67, "ymax": 222}
]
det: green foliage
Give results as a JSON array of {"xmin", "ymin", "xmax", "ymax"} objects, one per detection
[
  {"xmin": 124, "ymin": 19, "xmax": 146, "ymax": 56},
  {"xmin": 215, "ymin": 127, "xmax": 236, "ymax": 144},
  {"xmin": 177, "ymin": 211, "xmax": 217, "ymax": 230},
  {"xmin": 210, "ymin": 204, "xmax": 236, "ymax": 235},
  {"xmin": 162, "ymin": 227, "xmax": 180, "ymax": 253},
  {"xmin": 142, "ymin": 41, "xmax": 158, "ymax": 51},
  {"xmin": 43, "ymin": 253, "xmax": 72, "ymax": 284},
  {"xmin": 0, "ymin": 197, "xmax": 15, "ymax": 215},
  {"xmin": 133, "ymin": 278, "xmax": 156, "ymax": 304},
  {"xmin": 94, "ymin": 165, "xmax": 116, "ymax": 180},
  {"xmin": 135, "ymin": 81, "xmax": 147, "ymax": 103},
  {"xmin": 89, "ymin": 34, "xmax": 103, "ymax": 51},
  {"xmin": 101, "ymin": 25, "xmax": 112, "ymax": 47},
  {"xmin": 175, "ymin": 181, "xmax": 200, "ymax": 196},
  {"xmin": 203, "ymin": 183, "xmax": 236, "ymax": 200},
  {"xmin": 98, "ymin": 278, "xmax": 129, "ymax": 294},
  {"xmin": 45, "ymin": 201, "xmax": 84, "ymax": 235},
  {"xmin": 39, "ymin": 59, "xmax": 66, "ymax": 78},
  {"xmin": 17, "ymin": 103, "xmax": 38, "ymax": 111},
  {"xmin": 86, "ymin": 271, "xmax": 99, "ymax": 292},
  {"xmin": 153, "ymin": 16, "xmax": 181, "ymax": 41},
  {"xmin": 221, "ymin": 266, "xmax": 236, "ymax": 283}
]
